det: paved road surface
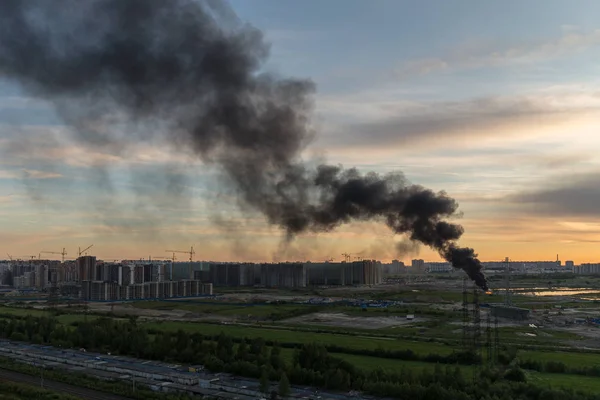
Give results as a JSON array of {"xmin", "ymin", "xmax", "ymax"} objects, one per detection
[{"xmin": 0, "ymin": 368, "xmax": 132, "ymax": 400}]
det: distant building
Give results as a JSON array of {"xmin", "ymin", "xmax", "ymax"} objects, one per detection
[
  {"xmin": 208, "ymin": 263, "xmax": 257, "ymax": 286},
  {"xmin": 382, "ymin": 260, "xmax": 405, "ymax": 276},
  {"xmin": 81, "ymin": 280, "xmax": 212, "ymax": 301},
  {"xmin": 575, "ymin": 263, "xmax": 600, "ymax": 275},
  {"xmin": 411, "ymin": 259, "xmax": 426, "ymax": 273},
  {"xmin": 305, "ymin": 260, "xmax": 382, "ymax": 286},
  {"xmin": 76, "ymin": 256, "xmax": 96, "ymax": 282},
  {"xmin": 261, "ymin": 263, "xmax": 306, "ymax": 288},
  {"xmin": 427, "ymin": 262, "xmax": 452, "ymax": 273}
]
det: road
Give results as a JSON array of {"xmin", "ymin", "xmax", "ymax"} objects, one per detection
[{"xmin": 0, "ymin": 368, "xmax": 132, "ymax": 400}]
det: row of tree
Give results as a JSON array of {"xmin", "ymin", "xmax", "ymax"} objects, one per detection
[
  {"xmin": 0, "ymin": 356, "xmax": 193, "ymax": 400},
  {"xmin": 0, "ymin": 379, "xmax": 79, "ymax": 400},
  {"xmin": 1, "ymin": 314, "xmax": 600, "ymax": 400}
]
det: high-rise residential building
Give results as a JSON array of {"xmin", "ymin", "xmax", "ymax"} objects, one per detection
[
  {"xmin": 261, "ymin": 263, "xmax": 306, "ymax": 288},
  {"xmin": 76, "ymin": 256, "xmax": 96, "ymax": 282},
  {"xmin": 411, "ymin": 259, "xmax": 425, "ymax": 272}
]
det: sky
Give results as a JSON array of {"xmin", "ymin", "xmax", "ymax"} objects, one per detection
[{"xmin": 1, "ymin": 0, "xmax": 600, "ymax": 263}]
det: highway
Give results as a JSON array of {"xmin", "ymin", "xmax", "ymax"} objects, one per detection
[{"xmin": 0, "ymin": 368, "xmax": 132, "ymax": 400}]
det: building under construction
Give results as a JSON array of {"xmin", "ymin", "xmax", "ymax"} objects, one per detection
[
  {"xmin": 305, "ymin": 260, "xmax": 382, "ymax": 286},
  {"xmin": 261, "ymin": 263, "xmax": 307, "ymax": 288},
  {"xmin": 198, "ymin": 260, "xmax": 384, "ymax": 288},
  {"xmin": 81, "ymin": 280, "xmax": 213, "ymax": 301}
]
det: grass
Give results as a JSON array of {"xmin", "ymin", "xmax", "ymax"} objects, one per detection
[
  {"xmin": 528, "ymin": 370, "xmax": 600, "ymax": 392},
  {"xmin": 278, "ymin": 346, "xmax": 464, "ymax": 372},
  {"xmin": 142, "ymin": 320, "xmax": 455, "ymax": 355},
  {"xmin": 520, "ymin": 350, "xmax": 600, "ymax": 368},
  {"xmin": 55, "ymin": 314, "xmax": 98, "ymax": 324},
  {"xmin": 279, "ymin": 346, "xmax": 600, "ymax": 393},
  {"xmin": 0, "ymin": 306, "xmax": 47, "ymax": 317},
  {"xmin": 3, "ymin": 302, "xmax": 600, "ymax": 394},
  {"xmin": 132, "ymin": 300, "xmax": 316, "ymax": 319}
]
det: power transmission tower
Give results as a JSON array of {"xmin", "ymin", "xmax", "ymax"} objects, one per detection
[
  {"xmin": 472, "ymin": 288, "xmax": 481, "ymax": 357},
  {"xmin": 47, "ymin": 267, "xmax": 59, "ymax": 312},
  {"xmin": 494, "ymin": 315, "xmax": 500, "ymax": 363},
  {"xmin": 486, "ymin": 312, "xmax": 493, "ymax": 364},
  {"xmin": 462, "ymin": 279, "xmax": 469, "ymax": 349}
]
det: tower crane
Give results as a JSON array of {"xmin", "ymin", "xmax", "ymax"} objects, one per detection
[
  {"xmin": 78, "ymin": 245, "xmax": 93, "ymax": 257},
  {"xmin": 41, "ymin": 248, "xmax": 67, "ymax": 263},
  {"xmin": 165, "ymin": 246, "xmax": 195, "ymax": 279}
]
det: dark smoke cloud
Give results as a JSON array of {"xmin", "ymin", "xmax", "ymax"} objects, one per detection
[{"xmin": 0, "ymin": 0, "xmax": 487, "ymax": 290}]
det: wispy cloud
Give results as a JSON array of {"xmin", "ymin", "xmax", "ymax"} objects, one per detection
[
  {"xmin": 22, "ymin": 169, "xmax": 62, "ymax": 179},
  {"xmin": 318, "ymin": 87, "xmax": 600, "ymax": 149},
  {"xmin": 0, "ymin": 169, "xmax": 62, "ymax": 179},
  {"xmin": 394, "ymin": 28, "xmax": 600, "ymax": 79},
  {"xmin": 508, "ymin": 171, "xmax": 600, "ymax": 218}
]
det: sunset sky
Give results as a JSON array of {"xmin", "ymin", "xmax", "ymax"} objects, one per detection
[{"xmin": 1, "ymin": 0, "xmax": 600, "ymax": 263}]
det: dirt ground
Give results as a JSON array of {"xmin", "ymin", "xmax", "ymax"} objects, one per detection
[
  {"xmin": 86, "ymin": 302, "xmax": 235, "ymax": 323},
  {"xmin": 283, "ymin": 312, "xmax": 424, "ymax": 330}
]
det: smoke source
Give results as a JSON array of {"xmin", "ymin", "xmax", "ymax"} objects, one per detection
[{"xmin": 0, "ymin": 0, "xmax": 488, "ymax": 290}]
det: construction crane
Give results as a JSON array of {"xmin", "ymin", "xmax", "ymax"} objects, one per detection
[
  {"xmin": 78, "ymin": 245, "xmax": 93, "ymax": 257},
  {"xmin": 341, "ymin": 253, "xmax": 351, "ymax": 263},
  {"xmin": 41, "ymin": 248, "xmax": 67, "ymax": 263},
  {"xmin": 165, "ymin": 246, "xmax": 195, "ymax": 279}
]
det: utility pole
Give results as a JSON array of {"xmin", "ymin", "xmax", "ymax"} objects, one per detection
[
  {"xmin": 462, "ymin": 278, "xmax": 469, "ymax": 350},
  {"xmin": 504, "ymin": 257, "xmax": 511, "ymax": 306}
]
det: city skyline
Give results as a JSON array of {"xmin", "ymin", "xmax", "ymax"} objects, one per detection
[
  {"xmin": 2, "ymin": 1, "xmax": 600, "ymax": 263},
  {"xmin": 0, "ymin": 248, "xmax": 581, "ymax": 265}
]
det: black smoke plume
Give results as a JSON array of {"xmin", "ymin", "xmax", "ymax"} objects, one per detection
[{"xmin": 0, "ymin": 0, "xmax": 488, "ymax": 290}]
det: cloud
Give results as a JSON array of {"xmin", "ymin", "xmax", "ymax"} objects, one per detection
[
  {"xmin": 508, "ymin": 172, "xmax": 600, "ymax": 218},
  {"xmin": 393, "ymin": 28, "xmax": 600, "ymax": 79},
  {"xmin": 0, "ymin": 194, "xmax": 18, "ymax": 205},
  {"xmin": 319, "ymin": 88, "xmax": 600, "ymax": 149},
  {"xmin": 0, "ymin": 169, "xmax": 62, "ymax": 179},
  {"xmin": 0, "ymin": 124, "xmax": 200, "ymax": 169},
  {"xmin": 22, "ymin": 169, "xmax": 62, "ymax": 179}
]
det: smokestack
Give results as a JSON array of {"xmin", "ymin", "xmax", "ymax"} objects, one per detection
[{"xmin": 0, "ymin": 0, "xmax": 488, "ymax": 290}]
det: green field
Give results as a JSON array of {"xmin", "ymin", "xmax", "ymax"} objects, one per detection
[
  {"xmin": 132, "ymin": 300, "xmax": 317, "ymax": 319},
  {"xmin": 0, "ymin": 306, "xmax": 47, "ymax": 317},
  {"xmin": 55, "ymin": 314, "xmax": 98, "ymax": 324},
  {"xmin": 142, "ymin": 320, "xmax": 455, "ymax": 355},
  {"xmin": 528, "ymin": 370, "xmax": 600, "ymax": 392},
  {"xmin": 280, "ymin": 347, "xmax": 600, "ymax": 393},
  {"xmin": 520, "ymin": 350, "xmax": 600, "ymax": 368},
  {"xmin": 4, "ymin": 284, "xmax": 600, "ymax": 396}
]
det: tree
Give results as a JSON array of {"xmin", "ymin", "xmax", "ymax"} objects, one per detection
[
  {"xmin": 504, "ymin": 367, "xmax": 526, "ymax": 383},
  {"xmin": 260, "ymin": 368, "xmax": 270, "ymax": 394},
  {"xmin": 278, "ymin": 372, "xmax": 291, "ymax": 397}
]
